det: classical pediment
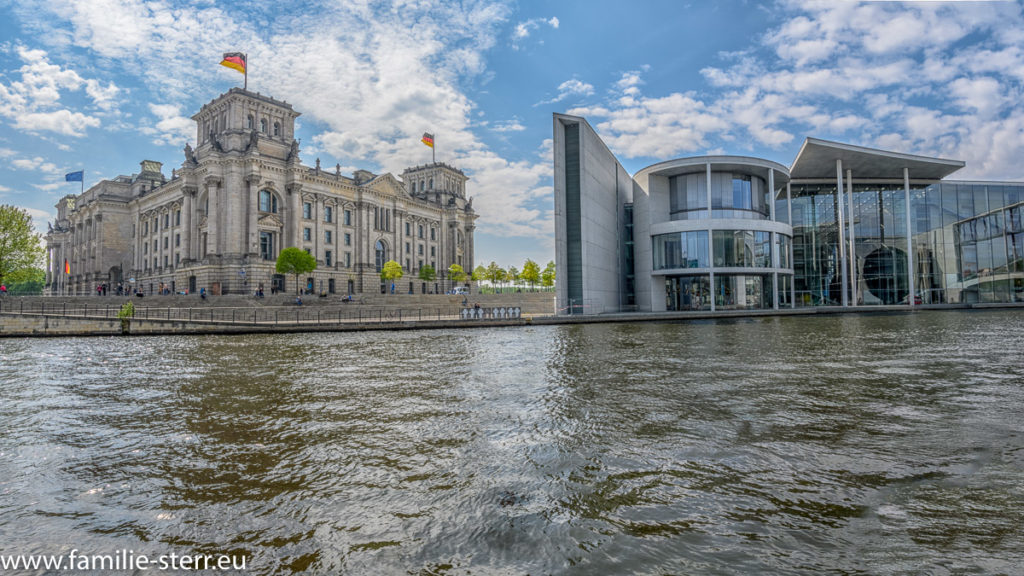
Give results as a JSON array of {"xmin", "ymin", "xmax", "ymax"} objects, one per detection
[{"xmin": 258, "ymin": 213, "xmax": 284, "ymax": 228}]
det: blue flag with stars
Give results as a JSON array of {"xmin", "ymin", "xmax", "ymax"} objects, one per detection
[{"xmin": 65, "ymin": 171, "xmax": 84, "ymax": 182}]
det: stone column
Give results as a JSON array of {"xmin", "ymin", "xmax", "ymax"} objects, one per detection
[
  {"xmin": 204, "ymin": 176, "xmax": 221, "ymax": 256},
  {"xmin": 246, "ymin": 175, "xmax": 259, "ymax": 256},
  {"xmin": 846, "ymin": 169, "xmax": 856, "ymax": 305}
]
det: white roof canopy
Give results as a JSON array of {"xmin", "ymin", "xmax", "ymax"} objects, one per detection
[{"xmin": 790, "ymin": 137, "xmax": 965, "ymax": 180}]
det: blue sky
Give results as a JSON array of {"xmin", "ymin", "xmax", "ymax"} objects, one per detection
[{"xmin": 1, "ymin": 0, "xmax": 1023, "ymax": 269}]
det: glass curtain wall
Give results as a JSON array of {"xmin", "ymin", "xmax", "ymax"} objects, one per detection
[{"xmin": 793, "ymin": 181, "xmax": 1024, "ymax": 306}]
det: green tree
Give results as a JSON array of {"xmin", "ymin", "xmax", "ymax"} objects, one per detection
[
  {"xmin": 485, "ymin": 261, "xmax": 505, "ymax": 293},
  {"xmin": 6, "ymin": 267, "xmax": 44, "ymax": 295},
  {"xmin": 520, "ymin": 259, "xmax": 541, "ymax": 289},
  {"xmin": 0, "ymin": 205, "xmax": 44, "ymax": 286},
  {"xmin": 447, "ymin": 263, "xmax": 467, "ymax": 286},
  {"xmin": 418, "ymin": 263, "xmax": 436, "ymax": 282},
  {"xmin": 380, "ymin": 260, "xmax": 404, "ymax": 294},
  {"xmin": 472, "ymin": 264, "xmax": 486, "ymax": 282},
  {"xmin": 275, "ymin": 247, "xmax": 317, "ymax": 294},
  {"xmin": 541, "ymin": 260, "xmax": 556, "ymax": 288}
]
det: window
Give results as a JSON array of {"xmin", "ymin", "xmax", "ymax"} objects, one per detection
[
  {"xmin": 143, "ymin": 222, "xmax": 148, "ymax": 235},
  {"xmin": 324, "ymin": 206, "xmax": 333, "ymax": 223},
  {"xmin": 405, "ymin": 242, "xmax": 410, "ymax": 254},
  {"xmin": 175, "ymin": 253, "xmax": 180, "ymax": 265},
  {"xmin": 303, "ymin": 227, "xmax": 311, "ymax": 242},
  {"xmin": 163, "ymin": 237, "xmax": 168, "ymax": 249},
  {"xmin": 406, "ymin": 222, "xmax": 411, "ymax": 235},
  {"xmin": 430, "ymin": 227, "xmax": 436, "ymax": 241},
  {"xmin": 344, "ymin": 210, "xmax": 351, "ymax": 225},
  {"xmin": 344, "ymin": 233, "xmax": 351, "ymax": 246},
  {"xmin": 175, "ymin": 210, "xmax": 181, "ymax": 226},
  {"xmin": 418, "ymin": 225, "xmax": 424, "ymax": 239},
  {"xmin": 259, "ymin": 190, "xmax": 278, "ymax": 213},
  {"xmin": 260, "ymin": 118, "xmax": 267, "ymax": 133},
  {"xmin": 325, "ymin": 250, "xmax": 332, "ymax": 266},
  {"xmin": 153, "ymin": 239, "xmax": 157, "ymax": 251},
  {"xmin": 375, "ymin": 240, "xmax": 387, "ymax": 272},
  {"xmin": 273, "ymin": 122, "xmax": 280, "ymax": 136},
  {"xmin": 430, "ymin": 246, "xmax": 435, "ymax": 257},
  {"xmin": 164, "ymin": 214, "xmax": 170, "ymax": 228},
  {"xmin": 176, "ymin": 234, "xmax": 180, "ymax": 247},
  {"xmin": 345, "ymin": 252, "xmax": 351, "ymax": 268},
  {"xmin": 325, "ymin": 230, "xmax": 332, "ymax": 244},
  {"xmin": 247, "ymin": 114, "xmax": 254, "ymax": 129},
  {"xmin": 164, "ymin": 255, "xmax": 168, "ymax": 267},
  {"xmin": 418, "ymin": 244, "xmax": 424, "ymax": 255},
  {"xmin": 144, "ymin": 243, "xmax": 148, "ymax": 254},
  {"xmin": 262, "ymin": 231, "xmax": 278, "ymax": 261},
  {"xmin": 303, "ymin": 202, "xmax": 312, "ymax": 219}
]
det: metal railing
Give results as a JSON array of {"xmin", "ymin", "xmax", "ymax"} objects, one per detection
[{"xmin": 0, "ymin": 300, "xmax": 534, "ymax": 326}]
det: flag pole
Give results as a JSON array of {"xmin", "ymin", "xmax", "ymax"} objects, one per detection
[
  {"xmin": 433, "ymin": 135, "xmax": 436, "ymax": 164},
  {"xmin": 244, "ymin": 53, "xmax": 248, "ymax": 91}
]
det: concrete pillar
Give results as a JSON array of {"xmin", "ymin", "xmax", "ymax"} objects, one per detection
[
  {"xmin": 904, "ymin": 167, "xmax": 915, "ymax": 307},
  {"xmin": 847, "ymin": 169, "xmax": 856, "ymax": 305},
  {"xmin": 836, "ymin": 159, "xmax": 848, "ymax": 307},
  {"xmin": 768, "ymin": 168, "xmax": 776, "ymax": 221}
]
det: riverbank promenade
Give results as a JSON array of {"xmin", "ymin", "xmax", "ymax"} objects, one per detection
[{"xmin": 1, "ymin": 292, "xmax": 1022, "ymax": 337}]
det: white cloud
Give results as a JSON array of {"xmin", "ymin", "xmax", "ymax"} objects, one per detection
[
  {"xmin": 535, "ymin": 78, "xmax": 595, "ymax": 106},
  {"xmin": 0, "ymin": 46, "xmax": 110, "ymax": 136},
  {"xmin": 491, "ymin": 119, "xmax": 526, "ymax": 132},
  {"xmin": 512, "ymin": 15, "xmax": 560, "ymax": 45},
  {"xmin": 140, "ymin": 103, "xmax": 194, "ymax": 147}
]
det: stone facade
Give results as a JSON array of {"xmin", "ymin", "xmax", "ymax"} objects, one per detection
[{"xmin": 45, "ymin": 88, "xmax": 476, "ymax": 296}]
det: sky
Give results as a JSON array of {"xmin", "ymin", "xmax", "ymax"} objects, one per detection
[{"xmin": 1, "ymin": 0, "xmax": 1023, "ymax": 269}]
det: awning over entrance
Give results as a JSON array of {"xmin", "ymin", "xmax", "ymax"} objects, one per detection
[{"xmin": 789, "ymin": 137, "xmax": 965, "ymax": 180}]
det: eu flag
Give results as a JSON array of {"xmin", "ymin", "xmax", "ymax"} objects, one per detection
[{"xmin": 65, "ymin": 171, "xmax": 84, "ymax": 182}]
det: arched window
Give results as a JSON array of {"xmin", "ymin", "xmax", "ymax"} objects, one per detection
[
  {"xmin": 375, "ymin": 240, "xmax": 387, "ymax": 272},
  {"xmin": 247, "ymin": 115, "xmax": 254, "ymax": 129},
  {"xmin": 260, "ymin": 119, "xmax": 267, "ymax": 133},
  {"xmin": 429, "ymin": 178, "xmax": 433, "ymax": 189},
  {"xmin": 258, "ymin": 190, "xmax": 278, "ymax": 213},
  {"xmin": 273, "ymin": 122, "xmax": 280, "ymax": 136}
]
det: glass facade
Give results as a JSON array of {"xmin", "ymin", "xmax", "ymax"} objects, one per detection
[
  {"xmin": 669, "ymin": 172, "xmax": 769, "ymax": 221},
  {"xmin": 653, "ymin": 231, "xmax": 709, "ymax": 270},
  {"xmin": 712, "ymin": 230, "xmax": 773, "ymax": 268},
  {"xmin": 791, "ymin": 181, "xmax": 1024, "ymax": 306},
  {"xmin": 714, "ymin": 274, "xmax": 774, "ymax": 310}
]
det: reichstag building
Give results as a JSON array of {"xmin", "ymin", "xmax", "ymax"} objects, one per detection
[
  {"xmin": 45, "ymin": 88, "xmax": 477, "ymax": 296},
  {"xmin": 554, "ymin": 114, "xmax": 1023, "ymax": 314}
]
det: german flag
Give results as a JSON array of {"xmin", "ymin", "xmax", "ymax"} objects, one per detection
[
  {"xmin": 220, "ymin": 52, "xmax": 246, "ymax": 74},
  {"xmin": 421, "ymin": 132, "xmax": 434, "ymax": 148},
  {"xmin": 64, "ymin": 259, "xmax": 70, "ymax": 274}
]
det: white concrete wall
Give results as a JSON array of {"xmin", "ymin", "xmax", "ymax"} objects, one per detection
[{"xmin": 553, "ymin": 114, "xmax": 631, "ymax": 314}]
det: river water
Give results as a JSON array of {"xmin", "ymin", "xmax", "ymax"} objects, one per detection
[{"xmin": 1, "ymin": 310, "xmax": 1022, "ymax": 574}]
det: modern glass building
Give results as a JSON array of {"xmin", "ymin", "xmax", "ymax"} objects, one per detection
[{"xmin": 554, "ymin": 116, "xmax": 1024, "ymax": 314}]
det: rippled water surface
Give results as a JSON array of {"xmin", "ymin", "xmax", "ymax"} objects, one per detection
[{"xmin": 2, "ymin": 310, "xmax": 1023, "ymax": 574}]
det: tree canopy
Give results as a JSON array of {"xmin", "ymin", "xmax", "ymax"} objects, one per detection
[
  {"xmin": 418, "ymin": 263, "xmax": 436, "ymax": 282},
  {"xmin": 0, "ymin": 205, "xmax": 44, "ymax": 286},
  {"xmin": 472, "ymin": 264, "xmax": 486, "ymax": 282},
  {"xmin": 447, "ymin": 263, "xmax": 467, "ymax": 284},
  {"xmin": 275, "ymin": 247, "xmax": 317, "ymax": 294},
  {"xmin": 520, "ymin": 259, "xmax": 541, "ymax": 288},
  {"xmin": 485, "ymin": 261, "xmax": 505, "ymax": 285},
  {"xmin": 381, "ymin": 260, "xmax": 404, "ymax": 283},
  {"xmin": 541, "ymin": 260, "xmax": 556, "ymax": 287}
]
